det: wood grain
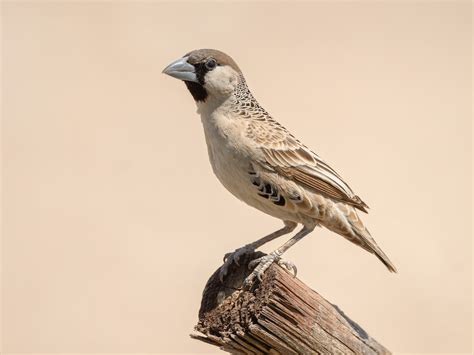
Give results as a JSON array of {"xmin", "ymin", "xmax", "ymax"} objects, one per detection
[{"xmin": 191, "ymin": 252, "xmax": 390, "ymax": 354}]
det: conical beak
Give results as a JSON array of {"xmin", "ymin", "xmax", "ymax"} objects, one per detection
[{"xmin": 162, "ymin": 56, "xmax": 198, "ymax": 83}]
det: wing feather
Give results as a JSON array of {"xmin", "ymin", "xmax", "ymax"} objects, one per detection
[{"xmin": 248, "ymin": 120, "xmax": 369, "ymax": 212}]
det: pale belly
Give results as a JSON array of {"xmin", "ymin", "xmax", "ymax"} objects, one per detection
[
  {"xmin": 203, "ymin": 123, "xmax": 305, "ymax": 224},
  {"xmin": 206, "ymin": 132, "xmax": 255, "ymax": 203}
]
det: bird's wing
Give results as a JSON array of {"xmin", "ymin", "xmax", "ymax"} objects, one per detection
[{"xmin": 247, "ymin": 119, "xmax": 369, "ymax": 212}]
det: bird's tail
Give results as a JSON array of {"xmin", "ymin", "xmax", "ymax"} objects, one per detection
[
  {"xmin": 359, "ymin": 231, "xmax": 398, "ymax": 273},
  {"xmin": 328, "ymin": 204, "xmax": 398, "ymax": 273}
]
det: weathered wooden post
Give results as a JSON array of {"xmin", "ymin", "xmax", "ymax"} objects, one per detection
[{"xmin": 191, "ymin": 251, "xmax": 391, "ymax": 354}]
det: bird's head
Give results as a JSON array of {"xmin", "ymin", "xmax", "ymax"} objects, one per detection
[{"xmin": 162, "ymin": 49, "xmax": 242, "ymax": 103}]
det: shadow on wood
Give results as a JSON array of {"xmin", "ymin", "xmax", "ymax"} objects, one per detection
[{"xmin": 191, "ymin": 252, "xmax": 391, "ymax": 354}]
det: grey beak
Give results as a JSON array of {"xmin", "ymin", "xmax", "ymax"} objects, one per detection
[{"xmin": 162, "ymin": 56, "xmax": 198, "ymax": 83}]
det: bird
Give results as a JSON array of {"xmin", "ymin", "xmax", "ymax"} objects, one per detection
[{"xmin": 162, "ymin": 49, "xmax": 397, "ymax": 287}]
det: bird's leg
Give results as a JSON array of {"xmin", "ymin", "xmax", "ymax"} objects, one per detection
[
  {"xmin": 219, "ymin": 221, "xmax": 297, "ymax": 282},
  {"xmin": 243, "ymin": 225, "xmax": 315, "ymax": 288}
]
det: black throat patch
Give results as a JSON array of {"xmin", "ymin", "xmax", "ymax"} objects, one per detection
[
  {"xmin": 183, "ymin": 62, "xmax": 209, "ymax": 102},
  {"xmin": 184, "ymin": 81, "xmax": 208, "ymax": 102}
]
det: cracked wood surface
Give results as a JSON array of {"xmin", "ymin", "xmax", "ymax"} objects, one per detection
[{"xmin": 191, "ymin": 251, "xmax": 391, "ymax": 354}]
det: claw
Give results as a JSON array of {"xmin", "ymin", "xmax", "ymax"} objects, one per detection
[
  {"xmin": 278, "ymin": 259, "xmax": 297, "ymax": 277},
  {"xmin": 243, "ymin": 252, "xmax": 297, "ymax": 286},
  {"xmin": 219, "ymin": 244, "xmax": 256, "ymax": 283},
  {"xmin": 219, "ymin": 265, "xmax": 227, "ymax": 283},
  {"xmin": 247, "ymin": 257, "xmax": 260, "ymax": 270},
  {"xmin": 243, "ymin": 253, "xmax": 277, "ymax": 286},
  {"xmin": 242, "ymin": 274, "xmax": 254, "ymax": 290},
  {"xmin": 291, "ymin": 264, "xmax": 297, "ymax": 277}
]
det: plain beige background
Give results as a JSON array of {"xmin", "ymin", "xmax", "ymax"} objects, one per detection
[{"xmin": 1, "ymin": 1, "xmax": 472, "ymax": 354}]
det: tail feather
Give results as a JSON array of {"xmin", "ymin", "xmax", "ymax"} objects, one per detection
[
  {"xmin": 352, "ymin": 224, "xmax": 398, "ymax": 273},
  {"xmin": 366, "ymin": 238, "xmax": 398, "ymax": 273},
  {"xmin": 330, "ymin": 203, "xmax": 398, "ymax": 273}
]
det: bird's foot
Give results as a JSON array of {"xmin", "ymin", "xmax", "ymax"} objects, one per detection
[
  {"xmin": 219, "ymin": 244, "xmax": 256, "ymax": 282},
  {"xmin": 243, "ymin": 252, "xmax": 297, "ymax": 289}
]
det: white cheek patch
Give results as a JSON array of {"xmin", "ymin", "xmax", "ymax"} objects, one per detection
[{"xmin": 204, "ymin": 66, "xmax": 239, "ymax": 96}]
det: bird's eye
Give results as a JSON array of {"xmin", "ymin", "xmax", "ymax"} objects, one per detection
[{"xmin": 205, "ymin": 58, "xmax": 217, "ymax": 70}]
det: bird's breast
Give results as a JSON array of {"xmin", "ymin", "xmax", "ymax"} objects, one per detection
[
  {"xmin": 198, "ymin": 110, "xmax": 317, "ymax": 225},
  {"xmin": 200, "ymin": 111, "xmax": 256, "ymax": 202}
]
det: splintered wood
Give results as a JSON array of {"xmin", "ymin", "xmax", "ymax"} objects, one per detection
[{"xmin": 191, "ymin": 252, "xmax": 391, "ymax": 355}]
